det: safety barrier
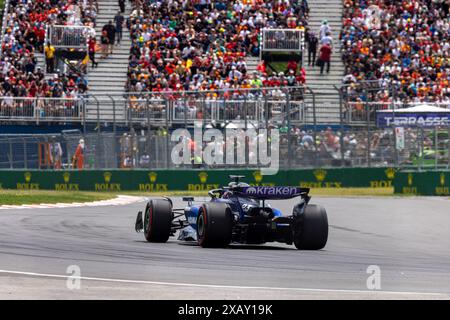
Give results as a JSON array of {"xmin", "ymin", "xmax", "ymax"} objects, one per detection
[
  {"xmin": 393, "ymin": 170, "xmax": 450, "ymax": 196},
  {"xmin": 0, "ymin": 168, "xmax": 399, "ymax": 191}
]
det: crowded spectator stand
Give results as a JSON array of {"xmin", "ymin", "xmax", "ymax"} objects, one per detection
[
  {"xmin": 125, "ymin": 0, "xmax": 310, "ymax": 98},
  {"xmin": 341, "ymin": 0, "xmax": 450, "ymax": 110},
  {"xmin": 0, "ymin": 0, "xmax": 98, "ymax": 102}
]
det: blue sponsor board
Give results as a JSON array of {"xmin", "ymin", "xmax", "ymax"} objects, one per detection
[{"xmin": 376, "ymin": 112, "xmax": 450, "ymax": 127}]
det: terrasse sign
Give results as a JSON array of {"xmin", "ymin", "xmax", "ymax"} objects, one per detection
[{"xmin": 376, "ymin": 105, "xmax": 450, "ymax": 128}]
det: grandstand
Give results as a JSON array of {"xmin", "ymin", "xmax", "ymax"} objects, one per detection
[{"xmin": 0, "ymin": 0, "xmax": 449, "ymax": 170}]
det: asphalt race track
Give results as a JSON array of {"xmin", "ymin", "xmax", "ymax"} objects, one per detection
[{"xmin": 0, "ymin": 196, "xmax": 449, "ymax": 299}]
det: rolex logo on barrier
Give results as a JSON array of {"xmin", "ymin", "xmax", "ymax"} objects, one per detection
[
  {"xmin": 63, "ymin": 172, "xmax": 71, "ymax": 184},
  {"xmin": 251, "ymin": 170, "xmax": 275, "ymax": 186},
  {"xmin": 104, "ymin": 172, "xmax": 112, "ymax": 184},
  {"xmin": 17, "ymin": 172, "xmax": 39, "ymax": 190},
  {"xmin": 407, "ymin": 173, "xmax": 413, "ymax": 186},
  {"xmin": 95, "ymin": 172, "xmax": 121, "ymax": 191},
  {"xmin": 25, "ymin": 172, "xmax": 32, "ymax": 183},
  {"xmin": 199, "ymin": 172, "xmax": 208, "ymax": 184},
  {"xmin": 370, "ymin": 168, "xmax": 396, "ymax": 188},
  {"xmin": 55, "ymin": 172, "xmax": 79, "ymax": 191},
  {"xmin": 314, "ymin": 169, "xmax": 327, "ymax": 182},
  {"xmin": 402, "ymin": 173, "xmax": 417, "ymax": 195},
  {"xmin": 188, "ymin": 172, "xmax": 219, "ymax": 191},
  {"xmin": 299, "ymin": 169, "xmax": 342, "ymax": 189},
  {"xmin": 138, "ymin": 172, "xmax": 168, "ymax": 192},
  {"xmin": 436, "ymin": 173, "xmax": 449, "ymax": 196},
  {"xmin": 149, "ymin": 172, "xmax": 158, "ymax": 183},
  {"xmin": 253, "ymin": 171, "xmax": 263, "ymax": 184},
  {"xmin": 385, "ymin": 168, "xmax": 396, "ymax": 180}
]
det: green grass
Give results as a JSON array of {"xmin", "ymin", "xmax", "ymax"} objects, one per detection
[
  {"xmin": 0, "ymin": 187, "xmax": 396, "ymax": 206},
  {"xmin": 269, "ymin": 62, "xmax": 288, "ymax": 75},
  {"xmin": 0, "ymin": 190, "xmax": 115, "ymax": 206}
]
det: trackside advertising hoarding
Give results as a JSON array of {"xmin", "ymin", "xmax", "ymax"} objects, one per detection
[
  {"xmin": 376, "ymin": 112, "xmax": 450, "ymax": 127},
  {"xmin": 376, "ymin": 105, "xmax": 450, "ymax": 128},
  {"xmin": 393, "ymin": 171, "xmax": 450, "ymax": 196},
  {"xmin": 0, "ymin": 168, "xmax": 399, "ymax": 191}
]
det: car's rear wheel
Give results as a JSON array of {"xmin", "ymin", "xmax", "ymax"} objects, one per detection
[
  {"xmin": 144, "ymin": 199, "xmax": 173, "ymax": 243},
  {"xmin": 197, "ymin": 203, "xmax": 233, "ymax": 248},
  {"xmin": 294, "ymin": 204, "xmax": 328, "ymax": 250}
]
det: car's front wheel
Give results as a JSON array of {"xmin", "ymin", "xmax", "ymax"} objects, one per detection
[
  {"xmin": 144, "ymin": 199, "xmax": 173, "ymax": 243},
  {"xmin": 197, "ymin": 203, "xmax": 233, "ymax": 248},
  {"xmin": 294, "ymin": 204, "xmax": 328, "ymax": 250}
]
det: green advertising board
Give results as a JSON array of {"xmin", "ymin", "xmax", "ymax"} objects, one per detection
[
  {"xmin": 0, "ymin": 168, "xmax": 399, "ymax": 192},
  {"xmin": 393, "ymin": 171, "xmax": 450, "ymax": 196}
]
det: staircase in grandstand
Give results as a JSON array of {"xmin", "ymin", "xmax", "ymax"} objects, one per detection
[
  {"xmin": 304, "ymin": 0, "xmax": 344, "ymax": 124},
  {"xmin": 85, "ymin": 0, "xmax": 132, "ymax": 122},
  {"xmin": 246, "ymin": 56, "xmax": 260, "ymax": 75}
]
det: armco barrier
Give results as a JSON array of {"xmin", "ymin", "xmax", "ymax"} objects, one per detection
[
  {"xmin": 0, "ymin": 168, "xmax": 398, "ymax": 192},
  {"xmin": 393, "ymin": 171, "xmax": 450, "ymax": 196}
]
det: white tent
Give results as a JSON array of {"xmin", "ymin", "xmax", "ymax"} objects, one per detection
[{"xmin": 378, "ymin": 104, "xmax": 450, "ymax": 113}]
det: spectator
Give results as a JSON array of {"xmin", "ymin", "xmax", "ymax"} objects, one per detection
[
  {"xmin": 0, "ymin": 0, "xmax": 98, "ymax": 100},
  {"xmin": 88, "ymin": 37, "xmax": 99, "ymax": 68},
  {"xmin": 102, "ymin": 21, "xmax": 116, "ymax": 55},
  {"xmin": 341, "ymin": 0, "xmax": 450, "ymax": 107},
  {"xmin": 319, "ymin": 43, "xmax": 332, "ymax": 75},
  {"xmin": 319, "ymin": 20, "xmax": 331, "ymax": 40},
  {"xmin": 119, "ymin": 0, "xmax": 126, "ymax": 13},
  {"xmin": 44, "ymin": 42, "xmax": 56, "ymax": 74},
  {"xmin": 321, "ymin": 31, "xmax": 333, "ymax": 48},
  {"xmin": 125, "ymin": 0, "xmax": 310, "ymax": 95},
  {"xmin": 100, "ymin": 31, "xmax": 110, "ymax": 58},
  {"xmin": 114, "ymin": 11, "xmax": 125, "ymax": 45},
  {"xmin": 307, "ymin": 31, "xmax": 318, "ymax": 66}
]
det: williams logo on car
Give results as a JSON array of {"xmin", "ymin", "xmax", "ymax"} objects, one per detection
[
  {"xmin": 17, "ymin": 172, "xmax": 40, "ymax": 190},
  {"xmin": 246, "ymin": 187, "xmax": 258, "ymax": 194},
  {"xmin": 95, "ymin": 172, "xmax": 121, "ymax": 191},
  {"xmin": 188, "ymin": 172, "xmax": 219, "ymax": 191},
  {"xmin": 138, "ymin": 172, "xmax": 168, "ymax": 192},
  {"xmin": 55, "ymin": 172, "xmax": 80, "ymax": 191}
]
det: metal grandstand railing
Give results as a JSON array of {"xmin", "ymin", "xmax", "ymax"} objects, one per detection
[
  {"xmin": 47, "ymin": 25, "xmax": 94, "ymax": 49},
  {"xmin": 1, "ymin": 85, "xmax": 450, "ymax": 126},
  {"xmin": 261, "ymin": 29, "xmax": 305, "ymax": 52},
  {"xmin": 0, "ymin": 97, "xmax": 85, "ymax": 122}
]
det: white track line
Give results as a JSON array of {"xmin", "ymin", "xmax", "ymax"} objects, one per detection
[
  {"xmin": 0, "ymin": 196, "xmax": 145, "ymax": 210},
  {"xmin": 0, "ymin": 269, "xmax": 447, "ymax": 297}
]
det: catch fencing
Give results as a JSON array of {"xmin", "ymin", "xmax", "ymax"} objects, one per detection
[{"xmin": 0, "ymin": 126, "xmax": 448, "ymax": 171}]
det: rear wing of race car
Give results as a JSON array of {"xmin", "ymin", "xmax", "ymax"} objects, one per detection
[{"xmin": 234, "ymin": 186, "xmax": 310, "ymax": 200}]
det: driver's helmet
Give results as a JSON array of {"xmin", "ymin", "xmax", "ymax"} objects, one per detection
[
  {"xmin": 228, "ymin": 182, "xmax": 237, "ymax": 188},
  {"xmin": 237, "ymin": 182, "xmax": 250, "ymax": 187}
]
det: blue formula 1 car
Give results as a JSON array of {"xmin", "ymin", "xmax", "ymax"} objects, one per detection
[{"xmin": 135, "ymin": 176, "xmax": 328, "ymax": 250}]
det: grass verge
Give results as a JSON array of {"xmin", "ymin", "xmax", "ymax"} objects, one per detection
[
  {"xmin": 0, "ymin": 190, "xmax": 115, "ymax": 206},
  {"xmin": 0, "ymin": 187, "xmax": 394, "ymax": 205}
]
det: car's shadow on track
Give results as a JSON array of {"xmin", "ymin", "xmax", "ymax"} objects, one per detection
[
  {"xmin": 177, "ymin": 242, "xmax": 295, "ymax": 251},
  {"xmin": 134, "ymin": 240, "xmax": 295, "ymax": 250}
]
